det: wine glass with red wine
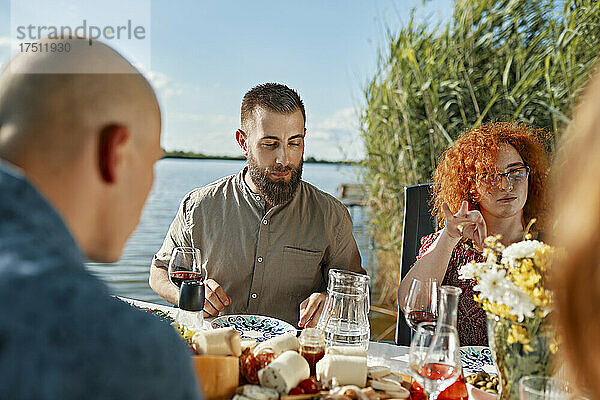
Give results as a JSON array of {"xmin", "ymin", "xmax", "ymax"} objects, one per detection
[
  {"xmin": 168, "ymin": 247, "xmax": 205, "ymax": 288},
  {"xmin": 409, "ymin": 322, "xmax": 461, "ymax": 400},
  {"xmin": 403, "ymin": 278, "xmax": 439, "ymax": 331}
]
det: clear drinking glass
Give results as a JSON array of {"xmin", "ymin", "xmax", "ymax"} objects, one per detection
[
  {"xmin": 403, "ymin": 278, "xmax": 439, "ymax": 331},
  {"xmin": 519, "ymin": 376, "xmax": 574, "ymax": 400},
  {"xmin": 409, "ymin": 322, "xmax": 461, "ymax": 400},
  {"xmin": 168, "ymin": 247, "xmax": 205, "ymax": 288},
  {"xmin": 316, "ymin": 269, "xmax": 370, "ymax": 349}
]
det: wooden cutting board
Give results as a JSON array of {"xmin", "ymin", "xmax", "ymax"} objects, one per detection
[{"xmin": 192, "ymin": 355, "xmax": 239, "ymax": 400}]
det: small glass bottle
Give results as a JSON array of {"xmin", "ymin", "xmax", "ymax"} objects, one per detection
[
  {"xmin": 409, "ymin": 286, "xmax": 469, "ymax": 400},
  {"xmin": 299, "ymin": 328, "xmax": 326, "ymax": 376}
]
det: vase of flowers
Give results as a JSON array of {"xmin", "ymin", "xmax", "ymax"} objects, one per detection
[{"xmin": 459, "ymin": 234, "xmax": 559, "ymax": 400}]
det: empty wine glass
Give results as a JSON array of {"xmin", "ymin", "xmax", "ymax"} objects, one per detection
[
  {"xmin": 403, "ymin": 278, "xmax": 439, "ymax": 331},
  {"xmin": 168, "ymin": 247, "xmax": 205, "ymax": 288},
  {"xmin": 409, "ymin": 322, "xmax": 462, "ymax": 400}
]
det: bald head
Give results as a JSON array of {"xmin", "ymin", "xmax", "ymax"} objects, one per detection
[
  {"xmin": 0, "ymin": 37, "xmax": 159, "ymax": 170},
  {"xmin": 0, "ymin": 38, "xmax": 163, "ymax": 262}
]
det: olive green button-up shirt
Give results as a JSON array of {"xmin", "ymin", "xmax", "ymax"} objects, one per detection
[{"xmin": 151, "ymin": 168, "xmax": 365, "ymax": 326}]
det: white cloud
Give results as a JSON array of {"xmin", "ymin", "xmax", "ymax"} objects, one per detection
[
  {"xmin": 313, "ymin": 107, "xmax": 357, "ymax": 132},
  {"xmin": 132, "ymin": 65, "xmax": 183, "ymax": 99},
  {"xmin": 306, "ymin": 107, "xmax": 365, "ymax": 161},
  {"xmin": 162, "ymin": 110, "xmax": 239, "ymax": 156},
  {"xmin": 170, "ymin": 112, "xmax": 236, "ymax": 126},
  {"xmin": 146, "ymin": 70, "xmax": 170, "ymax": 89},
  {"xmin": 163, "ymin": 127, "xmax": 240, "ymax": 156},
  {"xmin": 0, "ymin": 37, "xmax": 11, "ymax": 47}
]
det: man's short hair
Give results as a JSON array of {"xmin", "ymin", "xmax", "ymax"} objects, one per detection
[{"xmin": 240, "ymin": 83, "xmax": 305, "ymax": 131}]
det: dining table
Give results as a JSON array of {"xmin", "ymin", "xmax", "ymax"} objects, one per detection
[
  {"xmin": 117, "ymin": 296, "xmax": 506, "ymax": 400},
  {"xmin": 117, "ymin": 296, "xmax": 412, "ymax": 374}
]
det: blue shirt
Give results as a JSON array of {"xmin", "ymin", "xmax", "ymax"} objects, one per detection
[{"xmin": 0, "ymin": 161, "xmax": 202, "ymax": 400}]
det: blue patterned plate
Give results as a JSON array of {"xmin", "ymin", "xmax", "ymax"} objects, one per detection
[
  {"xmin": 211, "ymin": 314, "xmax": 297, "ymax": 342},
  {"xmin": 460, "ymin": 346, "xmax": 497, "ymax": 374}
]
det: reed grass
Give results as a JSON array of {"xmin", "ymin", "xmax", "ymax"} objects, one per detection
[{"xmin": 361, "ymin": 0, "xmax": 600, "ymax": 332}]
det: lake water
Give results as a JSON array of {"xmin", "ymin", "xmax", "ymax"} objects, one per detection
[{"xmin": 86, "ymin": 158, "xmax": 375, "ymax": 306}]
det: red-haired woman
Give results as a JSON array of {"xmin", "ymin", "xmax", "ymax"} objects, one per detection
[{"xmin": 398, "ymin": 122, "xmax": 550, "ymax": 346}]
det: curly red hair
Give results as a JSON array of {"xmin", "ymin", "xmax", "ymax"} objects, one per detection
[{"xmin": 431, "ymin": 122, "xmax": 550, "ymax": 232}]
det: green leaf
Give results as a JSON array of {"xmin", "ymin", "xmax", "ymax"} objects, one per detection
[{"xmin": 503, "ymin": 55, "xmax": 513, "ymax": 88}]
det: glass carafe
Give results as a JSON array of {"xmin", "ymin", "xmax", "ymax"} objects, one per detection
[
  {"xmin": 316, "ymin": 269, "xmax": 370, "ymax": 349},
  {"xmin": 437, "ymin": 286, "xmax": 461, "ymax": 327},
  {"xmin": 410, "ymin": 285, "xmax": 468, "ymax": 400}
]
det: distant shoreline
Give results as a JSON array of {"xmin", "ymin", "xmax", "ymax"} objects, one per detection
[{"xmin": 162, "ymin": 151, "xmax": 357, "ymax": 165}]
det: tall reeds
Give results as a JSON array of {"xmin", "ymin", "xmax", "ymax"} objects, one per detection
[{"xmin": 361, "ymin": 0, "xmax": 600, "ymax": 310}]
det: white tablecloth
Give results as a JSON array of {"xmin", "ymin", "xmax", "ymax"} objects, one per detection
[{"xmin": 117, "ymin": 296, "xmax": 411, "ymax": 374}]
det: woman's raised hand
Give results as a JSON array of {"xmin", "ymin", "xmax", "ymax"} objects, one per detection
[{"xmin": 442, "ymin": 201, "xmax": 487, "ymax": 247}]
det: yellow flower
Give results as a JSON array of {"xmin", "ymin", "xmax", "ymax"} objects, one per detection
[
  {"xmin": 462, "ymin": 233, "xmax": 556, "ymax": 324},
  {"xmin": 549, "ymin": 337, "xmax": 559, "ymax": 354},
  {"xmin": 533, "ymin": 245, "xmax": 554, "ymax": 272},
  {"xmin": 507, "ymin": 324, "xmax": 534, "ymax": 353},
  {"xmin": 171, "ymin": 322, "xmax": 196, "ymax": 345},
  {"xmin": 511, "ymin": 267, "xmax": 540, "ymax": 289},
  {"xmin": 531, "ymin": 288, "xmax": 552, "ymax": 308},
  {"xmin": 479, "ymin": 299, "xmax": 517, "ymax": 322}
]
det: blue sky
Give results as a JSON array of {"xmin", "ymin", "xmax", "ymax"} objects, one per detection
[{"xmin": 0, "ymin": 0, "xmax": 453, "ymax": 160}]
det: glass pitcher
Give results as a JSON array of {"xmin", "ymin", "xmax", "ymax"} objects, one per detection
[{"xmin": 316, "ymin": 269, "xmax": 370, "ymax": 349}]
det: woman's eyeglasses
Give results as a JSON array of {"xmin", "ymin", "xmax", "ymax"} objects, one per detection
[{"xmin": 478, "ymin": 165, "xmax": 530, "ymax": 189}]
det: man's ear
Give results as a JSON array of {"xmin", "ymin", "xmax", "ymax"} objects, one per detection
[
  {"xmin": 98, "ymin": 124, "xmax": 130, "ymax": 184},
  {"xmin": 235, "ymin": 129, "xmax": 248, "ymax": 156}
]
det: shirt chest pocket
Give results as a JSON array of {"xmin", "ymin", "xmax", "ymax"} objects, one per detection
[{"xmin": 280, "ymin": 246, "xmax": 324, "ymax": 296}]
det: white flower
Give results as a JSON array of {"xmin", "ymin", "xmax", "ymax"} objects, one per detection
[
  {"xmin": 500, "ymin": 256, "xmax": 513, "ymax": 269},
  {"xmin": 502, "ymin": 286, "xmax": 536, "ymax": 322},
  {"xmin": 502, "ymin": 240, "xmax": 544, "ymax": 260},
  {"xmin": 458, "ymin": 262, "xmax": 478, "ymax": 280},
  {"xmin": 474, "ymin": 268, "xmax": 510, "ymax": 304},
  {"xmin": 484, "ymin": 248, "xmax": 499, "ymax": 264}
]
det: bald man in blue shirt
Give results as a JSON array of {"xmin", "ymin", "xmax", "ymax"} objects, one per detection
[{"xmin": 0, "ymin": 38, "xmax": 201, "ymax": 400}]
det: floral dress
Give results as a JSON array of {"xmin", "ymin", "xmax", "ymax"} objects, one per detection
[{"xmin": 417, "ymin": 232, "xmax": 488, "ymax": 346}]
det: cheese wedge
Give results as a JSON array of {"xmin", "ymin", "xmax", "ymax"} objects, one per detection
[
  {"xmin": 316, "ymin": 354, "xmax": 367, "ymax": 388},
  {"xmin": 367, "ymin": 365, "xmax": 391, "ymax": 379},
  {"xmin": 371, "ymin": 376, "xmax": 405, "ymax": 392},
  {"xmin": 258, "ymin": 350, "xmax": 310, "ymax": 394},
  {"xmin": 192, "ymin": 355, "xmax": 239, "ymax": 399},
  {"xmin": 232, "ymin": 395, "xmax": 253, "ymax": 400},
  {"xmin": 237, "ymin": 385, "xmax": 279, "ymax": 400},
  {"xmin": 253, "ymin": 333, "xmax": 299, "ymax": 356},
  {"xmin": 191, "ymin": 327, "xmax": 241, "ymax": 356}
]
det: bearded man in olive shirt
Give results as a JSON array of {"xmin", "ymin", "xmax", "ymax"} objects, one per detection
[{"xmin": 149, "ymin": 83, "xmax": 365, "ymax": 327}]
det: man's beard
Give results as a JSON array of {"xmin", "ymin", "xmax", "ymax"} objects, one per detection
[{"xmin": 247, "ymin": 153, "xmax": 303, "ymax": 206}]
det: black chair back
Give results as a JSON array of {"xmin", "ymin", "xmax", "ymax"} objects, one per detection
[{"xmin": 395, "ymin": 183, "xmax": 436, "ymax": 345}]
